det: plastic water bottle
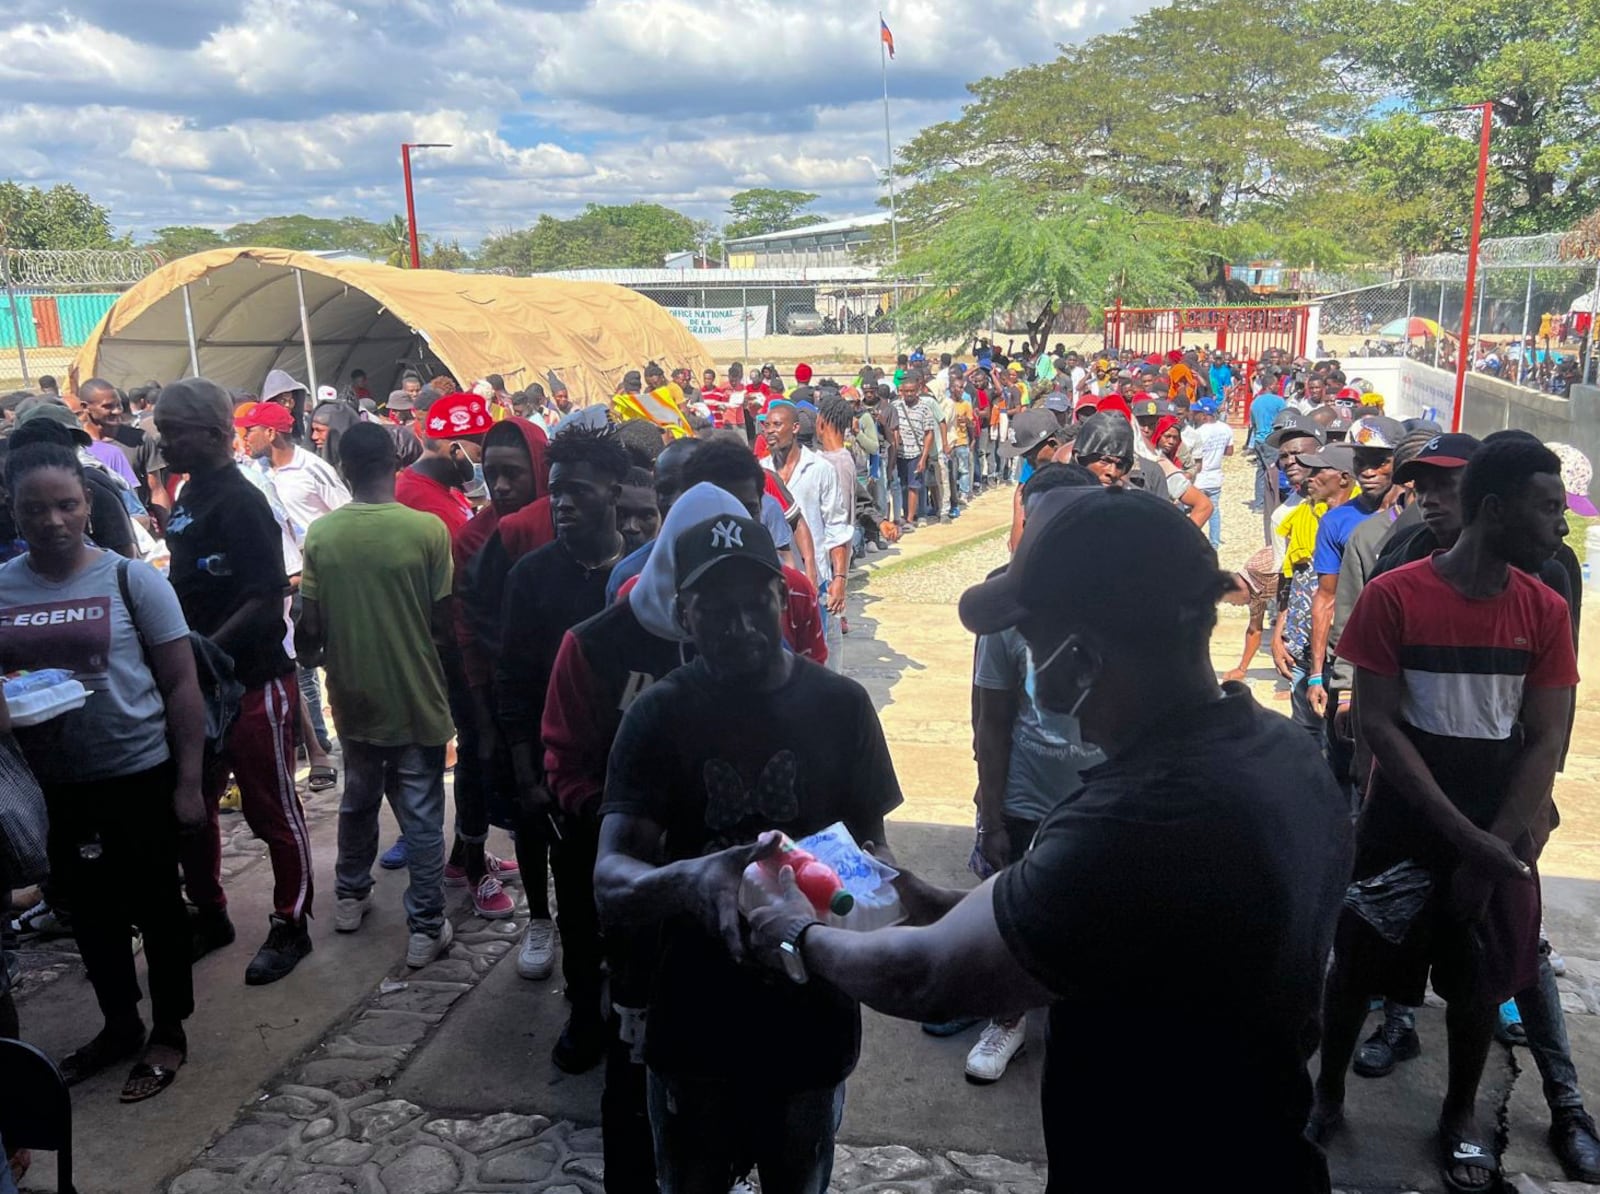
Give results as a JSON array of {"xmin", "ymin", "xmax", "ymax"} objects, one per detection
[
  {"xmin": 197, "ymin": 554, "xmax": 232, "ymax": 576},
  {"xmin": 1586, "ymin": 527, "xmax": 1600, "ymax": 596},
  {"xmin": 740, "ymin": 833, "xmax": 854, "ymax": 918}
]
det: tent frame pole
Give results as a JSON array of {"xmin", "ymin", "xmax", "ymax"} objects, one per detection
[
  {"xmin": 294, "ymin": 269, "xmax": 318, "ymax": 396},
  {"xmin": 181, "ymin": 284, "xmax": 201, "ymax": 377}
]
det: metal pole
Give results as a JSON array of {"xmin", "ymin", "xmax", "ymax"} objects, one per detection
[
  {"xmin": 0, "ymin": 252, "xmax": 29, "ymax": 385},
  {"xmin": 1452, "ymin": 101, "xmax": 1492, "ymax": 433},
  {"xmin": 1473, "ymin": 270, "xmax": 1488, "ymax": 373},
  {"xmin": 1518, "ymin": 269, "xmax": 1534, "ymax": 387},
  {"xmin": 881, "ymin": 12, "xmax": 901, "ymax": 353},
  {"xmin": 402, "ymin": 144, "xmax": 421, "ymax": 270},
  {"xmin": 1587, "ymin": 261, "xmax": 1600, "ymax": 386},
  {"xmin": 1406, "ymin": 280, "xmax": 1414, "ymax": 324},
  {"xmin": 1436, "ymin": 284, "xmax": 1446, "ymax": 369},
  {"xmin": 863, "ymin": 289, "xmax": 871, "ymax": 364},
  {"xmin": 181, "ymin": 283, "xmax": 200, "ymax": 377},
  {"xmin": 741, "ymin": 285, "xmax": 749, "ymax": 361},
  {"xmin": 294, "ymin": 268, "xmax": 319, "ymax": 396}
]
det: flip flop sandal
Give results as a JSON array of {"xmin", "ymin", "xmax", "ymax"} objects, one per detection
[
  {"xmin": 1438, "ymin": 1131, "xmax": 1500, "ymax": 1193},
  {"xmin": 307, "ymin": 764, "xmax": 338, "ymax": 792},
  {"xmin": 58, "ymin": 1025, "xmax": 146, "ymax": 1086},
  {"xmin": 120, "ymin": 1052, "xmax": 184, "ymax": 1103}
]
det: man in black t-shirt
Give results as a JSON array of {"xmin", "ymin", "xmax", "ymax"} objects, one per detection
[
  {"xmin": 740, "ymin": 486, "xmax": 1351, "ymax": 1193},
  {"xmin": 496, "ymin": 423, "xmax": 630, "ymax": 1076},
  {"xmin": 155, "ymin": 379, "xmax": 313, "ymax": 987},
  {"xmin": 595, "ymin": 511, "xmax": 902, "ymax": 1193}
]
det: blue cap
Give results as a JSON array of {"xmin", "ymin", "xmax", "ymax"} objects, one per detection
[{"xmin": 1193, "ymin": 398, "xmax": 1219, "ymax": 415}]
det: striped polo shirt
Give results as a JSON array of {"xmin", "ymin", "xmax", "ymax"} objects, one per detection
[{"xmin": 1338, "ymin": 555, "xmax": 1577, "ymax": 743}]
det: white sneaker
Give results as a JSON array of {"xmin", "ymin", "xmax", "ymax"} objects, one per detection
[
  {"xmin": 517, "ymin": 918, "xmax": 556, "ymax": 980},
  {"xmin": 964, "ymin": 1018, "xmax": 1026, "ymax": 1084},
  {"xmin": 334, "ymin": 893, "xmax": 373, "ymax": 933},
  {"xmin": 405, "ymin": 918, "xmax": 454, "ymax": 968}
]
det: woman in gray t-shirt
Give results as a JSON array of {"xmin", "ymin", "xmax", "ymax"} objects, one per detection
[{"xmin": 0, "ymin": 442, "xmax": 207, "ymax": 1103}]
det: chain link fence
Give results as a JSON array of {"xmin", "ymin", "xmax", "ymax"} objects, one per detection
[
  {"xmin": 1318, "ymin": 267, "xmax": 1600, "ymax": 391},
  {"xmin": 0, "ymin": 248, "xmax": 163, "ymax": 391},
  {"xmin": 609, "ymin": 279, "xmax": 942, "ymax": 369}
]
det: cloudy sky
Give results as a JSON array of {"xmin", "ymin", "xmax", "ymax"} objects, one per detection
[{"xmin": 0, "ymin": 0, "xmax": 1154, "ymax": 247}]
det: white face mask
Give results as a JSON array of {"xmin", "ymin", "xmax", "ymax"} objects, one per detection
[{"xmin": 1028, "ymin": 637, "xmax": 1092, "ymax": 718}]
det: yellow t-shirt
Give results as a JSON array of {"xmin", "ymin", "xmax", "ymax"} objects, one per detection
[{"xmin": 950, "ymin": 399, "xmax": 974, "ymax": 447}]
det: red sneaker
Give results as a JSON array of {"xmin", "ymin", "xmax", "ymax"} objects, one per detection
[
  {"xmin": 445, "ymin": 852, "xmax": 522, "ymax": 888},
  {"xmin": 472, "ymin": 875, "xmax": 515, "ymax": 920}
]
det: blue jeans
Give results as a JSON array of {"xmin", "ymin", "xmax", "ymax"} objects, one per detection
[
  {"xmin": 820, "ymin": 604, "xmax": 844, "ymax": 675},
  {"xmin": 297, "ymin": 665, "xmax": 331, "ymax": 750},
  {"xmin": 952, "ymin": 444, "xmax": 972, "ymax": 500},
  {"xmin": 1519, "ymin": 941, "xmax": 1585, "ymax": 1113},
  {"xmin": 648, "ymin": 1069, "xmax": 845, "ymax": 1194},
  {"xmin": 1201, "ymin": 484, "xmax": 1222, "ymax": 548},
  {"xmin": 336, "ymin": 741, "xmax": 447, "ymax": 936}
]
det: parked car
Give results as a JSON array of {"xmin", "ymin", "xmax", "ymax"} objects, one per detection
[{"xmin": 785, "ymin": 308, "xmax": 825, "ymax": 335}]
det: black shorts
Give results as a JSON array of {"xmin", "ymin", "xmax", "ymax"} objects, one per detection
[{"xmin": 1334, "ymin": 863, "xmax": 1541, "ymax": 1006}]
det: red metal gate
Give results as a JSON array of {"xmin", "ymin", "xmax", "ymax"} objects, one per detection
[{"xmin": 1103, "ymin": 302, "xmax": 1310, "ymax": 363}]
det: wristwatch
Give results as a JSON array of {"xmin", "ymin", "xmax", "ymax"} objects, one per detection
[{"xmin": 778, "ymin": 918, "xmax": 820, "ymax": 984}]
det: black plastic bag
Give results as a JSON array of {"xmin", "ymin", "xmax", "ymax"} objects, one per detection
[{"xmin": 1343, "ymin": 860, "xmax": 1434, "ymax": 945}]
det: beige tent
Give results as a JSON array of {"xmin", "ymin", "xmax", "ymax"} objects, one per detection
[{"xmin": 71, "ymin": 247, "xmax": 712, "ymax": 404}]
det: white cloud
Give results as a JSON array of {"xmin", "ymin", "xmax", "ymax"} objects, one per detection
[{"xmin": 0, "ymin": 0, "xmax": 1160, "ymax": 247}]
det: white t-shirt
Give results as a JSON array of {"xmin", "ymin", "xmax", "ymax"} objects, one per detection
[
  {"xmin": 267, "ymin": 446, "xmax": 351, "ymax": 543},
  {"xmin": 1193, "ymin": 422, "xmax": 1234, "ymax": 489}
]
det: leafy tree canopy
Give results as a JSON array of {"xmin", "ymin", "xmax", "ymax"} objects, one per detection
[
  {"xmin": 0, "ymin": 183, "xmax": 125, "ymax": 250},
  {"xmin": 893, "ymin": 182, "xmax": 1198, "ymax": 350},
  {"xmin": 724, "ymin": 189, "xmax": 825, "ymax": 241},
  {"xmin": 478, "ymin": 204, "xmax": 709, "ymax": 273}
]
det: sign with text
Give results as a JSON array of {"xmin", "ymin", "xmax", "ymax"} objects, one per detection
[{"xmin": 666, "ymin": 305, "xmax": 769, "ymax": 339}]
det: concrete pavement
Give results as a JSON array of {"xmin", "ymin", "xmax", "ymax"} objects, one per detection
[{"xmin": 13, "ymin": 477, "xmax": 1600, "ymax": 1191}]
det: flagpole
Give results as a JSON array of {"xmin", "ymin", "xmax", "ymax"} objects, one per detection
[{"xmin": 880, "ymin": 12, "xmax": 900, "ymax": 353}]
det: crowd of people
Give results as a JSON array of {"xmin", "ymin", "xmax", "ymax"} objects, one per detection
[{"xmin": 0, "ymin": 333, "xmax": 1595, "ymax": 1194}]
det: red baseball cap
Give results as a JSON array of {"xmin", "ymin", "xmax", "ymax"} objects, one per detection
[
  {"xmin": 424, "ymin": 392, "xmax": 495, "ymax": 439},
  {"xmin": 234, "ymin": 401, "xmax": 295, "ymax": 433}
]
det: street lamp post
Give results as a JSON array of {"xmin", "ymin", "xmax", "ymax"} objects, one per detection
[{"xmin": 400, "ymin": 142, "xmax": 452, "ymax": 269}]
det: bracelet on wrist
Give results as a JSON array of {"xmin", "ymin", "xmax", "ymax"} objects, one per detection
[{"xmin": 1306, "ymin": 675, "xmax": 1324, "ymax": 686}]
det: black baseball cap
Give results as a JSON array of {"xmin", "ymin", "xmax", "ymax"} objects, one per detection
[
  {"xmin": 960, "ymin": 486, "xmax": 1219, "ymax": 636},
  {"xmin": 1264, "ymin": 414, "xmax": 1326, "ymax": 449},
  {"xmin": 1001, "ymin": 407, "xmax": 1060, "ymax": 459},
  {"xmin": 674, "ymin": 514, "xmax": 783, "ymax": 591},
  {"xmin": 1127, "ymin": 394, "xmax": 1163, "ymax": 420},
  {"xmin": 1393, "ymin": 433, "xmax": 1481, "ymax": 483}
]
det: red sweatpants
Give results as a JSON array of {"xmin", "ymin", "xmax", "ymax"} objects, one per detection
[{"xmin": 182, "ymin": 676, "xmax": 315, "ymax": 923}]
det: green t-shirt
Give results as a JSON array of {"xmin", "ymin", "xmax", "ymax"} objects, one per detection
[{"xmin": 301, "ymin": 501, "xmax": 454, "ymax": 747}]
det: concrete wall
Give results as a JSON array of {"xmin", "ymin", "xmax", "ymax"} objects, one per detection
[{"xmin": 1352, "ymin": 358, "xmax": 1600, "ymax": 458}]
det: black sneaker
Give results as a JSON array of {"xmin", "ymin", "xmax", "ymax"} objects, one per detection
[
  {"xmin": 244, "ymin": 915, "xmax": 312, "ymax": 986},
  {"xmin": 190, "ymin": 905, "xmax": 236, "ymax": 961},
  {"xmin": 1551, "ymin": 1109, "xmax": 1600, "ymax": 1182},
  {"xmin": 1353, "ymin": 1015, "xmax": 1421, "ymax": 1077},
  {"xmin": 551, "ymin": 1012, "xmax": 606, "ymax": 1074}
]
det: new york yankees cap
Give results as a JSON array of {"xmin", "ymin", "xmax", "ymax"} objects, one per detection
[{"xmin": 675, "ymin": 513, "xmax": 784, "ymax": 592}]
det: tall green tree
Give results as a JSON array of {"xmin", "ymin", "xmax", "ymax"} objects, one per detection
[
  {"xmin": 0, "ymin": 183, "xmax": 124, "ymax": 250},
  {"xmin": 893, "ymin": 183, "xmax": 1197, "ymax": 351},
  {"xmin": 724, "ymin": 189, "xmax": 825, "ymax": 241},
  {"xmin": 222, "ymin": 214, "xmax": 389, "ymax": 254},
  {"xmin": 146, "ymin": 225, "xmax": 229, "ymax": 259},
  {"xmin": 896, "ymin": 0, "xmax": 1354, "ymax": 263},
  {"xmin": 1320, "ymin": 0, "xmax": 1600, "ymax": 237},
  {"xmin": 479, "ymin": 204, "xmax": 706, "ymax": 273}
]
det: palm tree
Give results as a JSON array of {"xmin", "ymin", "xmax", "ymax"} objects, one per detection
[{"xmin": 380, "ymin": 215, "xmax": 412, "ymax": 268}]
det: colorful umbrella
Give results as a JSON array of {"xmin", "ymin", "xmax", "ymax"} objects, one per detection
[{"xmin": 1377, "ymin": 316, "xmax": 1445, "ymax": 339}]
